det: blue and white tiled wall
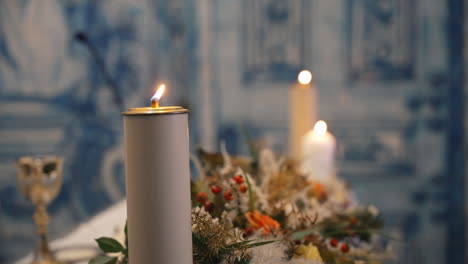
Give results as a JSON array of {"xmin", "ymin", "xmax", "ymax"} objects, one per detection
[
  {"xmin": 0, "ymin": 0, "xmax": 199, "ymax": 261},
  {"xmin": 0, "ymin": 0, "xmax": 465, "ymax": 263}
]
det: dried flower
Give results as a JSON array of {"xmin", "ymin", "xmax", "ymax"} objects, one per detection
[
  {"xmin": 308, "ymin": 181, "xmax": 327, "ymax": 201},
  {"xmin": 294, "ymin": 244, "xmax": 323, "ymax": 262},
  {"xmin": 245, "ymin": 211, "xmax": 280, "ymax": 235},
  {"xmin": 249, "ymin": 234, "xmax": 288, "ymax": 264},
  {"xmin": 191, "ymin": 207, "xmax": 248, "ymax": 263}
]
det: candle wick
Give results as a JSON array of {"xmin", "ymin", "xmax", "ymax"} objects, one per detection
[{"xmin": 151, "ymin": 99, "xmax": 160, "ymax": 108}]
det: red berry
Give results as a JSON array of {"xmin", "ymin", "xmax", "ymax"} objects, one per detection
[
  {"xmin": 196, "ymin": 192, "xmax": 208, "ymax": 204},
  {"xmin": 233, "ymin": 175, "xmax": 244, "ymax": 184},
  {"xmin": 204, "ymin": 202, "xmax": 215, "ymax": 212},
  {"xmin": 210, "ymin": 185, "xmax": 223, "ymax": 194},
  {"xmin": 239, "ymin": 184, "xmax": 248, "ymax": 193},
  {"xmin": 350, "ymin": 217, "xmax": 358, "ymax": 225},
  {"xmin": 224, "ymin": 190, "xmax": 235, "ymax": 201},
  {"xmin": 244, "ymin": 227, "xmax": 254, "ymax": 237},
  {"xmin": 340, "ymin": 243, "xmax": 350, "ymax": 253},
  {"xmin": 330, "ymin": 238, "xmax": 339, "ymax": 248}
]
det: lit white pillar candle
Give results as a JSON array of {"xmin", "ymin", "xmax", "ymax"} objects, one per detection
[
  {"xmin": 289, "ymin": 70, "xmax": 317, "ymax": 160},
  {"xmin": 123, "ymin": 84, "xmax": 192, "ymax": 264},
  {"xmin": 301, "ymin": 120, "xmax": 336, "ymax": 182}
]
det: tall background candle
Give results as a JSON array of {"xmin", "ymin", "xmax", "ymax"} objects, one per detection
[
  {"xmin": 301, "ymin": 120, "xmax": 336, "ymax": 182},
  {"xmin": 123, "ymin": 84, "xmax": 192, "ymax": 264},
  {"xmin": 289, "ymin": 70, "xmax": 317, "ymax": 160}
]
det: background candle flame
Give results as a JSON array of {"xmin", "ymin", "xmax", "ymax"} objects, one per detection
[
  {"xmin": 151, "ymin": 84, "xmax": 166, "ymax": 102},
  {"xmin": 298, "ymin": 70, "xmax": 312, "ymax": 85},
  {"xmin": 313, "ymin": 120, "xmax": 327, "ymax": 136}
]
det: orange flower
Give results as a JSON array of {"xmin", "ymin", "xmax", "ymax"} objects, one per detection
[
  {"xmin": 245, "ymin": 211, "xmax": 280, "ymax": 235},
  {"xmin": 308, "ymin": 181, "xmax": 327, "ymax": 201}
]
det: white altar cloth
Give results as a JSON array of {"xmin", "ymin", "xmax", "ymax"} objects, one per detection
[{"xmin": 15, "ymin": 200, "xmax": 127, "ymax": 264}]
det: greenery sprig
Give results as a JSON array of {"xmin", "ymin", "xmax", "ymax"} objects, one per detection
[{"xmin": 89, "ymin": 223, "xmax": 128, "ymax": 264}]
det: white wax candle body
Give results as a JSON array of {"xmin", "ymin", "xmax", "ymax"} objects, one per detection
[
  {"xmin": 301, "ymin": 130, "xmax": 336, "ymax": 182},
  {"xmin": 123, "ymin": 111, "xmax": 192, "ymax": 264},
  {"xmin": 289, "ymin": 83, "xmax": 317, "ymax": 160}
]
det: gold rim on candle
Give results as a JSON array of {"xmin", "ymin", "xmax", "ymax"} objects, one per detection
[{"xmin": 123, "ymin": 106, "xmax": 189, "ymax": 115}]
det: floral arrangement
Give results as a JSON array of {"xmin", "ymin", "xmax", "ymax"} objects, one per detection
[{"xmin": 90, "ymin": 145, "xmax": 396, "ymax": 264}]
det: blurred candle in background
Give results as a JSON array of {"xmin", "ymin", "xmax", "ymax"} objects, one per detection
[
  {"xmin": 301, "ymin": 120, "xmax": 336, "ymax": 182},
  {"xmin": 289, "ymin": 70, "xmax": 317, "ymax": 160}
]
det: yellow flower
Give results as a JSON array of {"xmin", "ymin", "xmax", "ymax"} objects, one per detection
[{"xmin": 294, "ymin": 244, "xmax": 323, "ymax": 262}]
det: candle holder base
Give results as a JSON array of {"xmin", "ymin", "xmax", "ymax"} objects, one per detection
[
  {"xmin": 32, "ymin": 260, "xmax": 61, "ymax": 264},
  {"xmin": 32, "ymin": 252, "xmax": 62, "ymax": 264}
]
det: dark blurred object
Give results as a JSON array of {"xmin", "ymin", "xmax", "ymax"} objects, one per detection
[{"xmin": 74, "ymin": 31, "xmax": 124, "ymax": 110}]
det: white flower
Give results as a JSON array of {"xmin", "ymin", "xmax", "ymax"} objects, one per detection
[
  {"xmin": 219, "ymin": 142, "xmax": 233, "ymax": 174},
  {"xmin": 284, "ymin": 203, "xmax": 293, "ymax": 215},
  {"xmin": 368, "ymin": 205, "xmax": 379, "ymax": 216},
  {"xmin": 249, "ymin": 234, "xmax": 289, "ymax": 264},
  {"xmin": 259, "ymin": 148, "xmax": 281, "ymax": 181}
]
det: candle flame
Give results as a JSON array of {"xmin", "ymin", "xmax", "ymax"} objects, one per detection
[
  {"xmin": 313, "ymin": 120, "xmax": 327, "ymax": 136},
  {"xmin": 151, "ymin": 84, "xmax": 166, "ymax": 102},
  {"xmin": 298, "ymin": 70, "xmax": 312, "ymax": 85}
]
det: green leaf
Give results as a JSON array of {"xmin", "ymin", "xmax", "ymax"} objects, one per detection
[
  {"xmin": 245, "ymin": 176, "xmax": 255, "ymax": 212},
  {"xmin": 240, "ymin": 125, "xmax": 258, "ymax": 160},
  {"xmin": 124, "ymin": 222, "xmax": 128, "ymax": 248},
  {"xmin": 122, "ymin": 248, "xmax": 128, "ymax": 258},
  {"xmin": 288, "ymin": 227, "xmax": 319, "ymax": 241},
  {"xmin": 222, "ymin": 239, "xmax": 277, "ymax": 253},
  {"xmin": 317, "ymin": 246, "xmax": 337, "ymax": 264},
  {"xmin": 245, "ymin": 240, "xmax": 277, "ymax": 248},
  {"xmin": 192, "ymin": 233, "xmax": 208, "ymax": 248},
  {"xmin": 223, "ymin": 240, "xmax": 252, "ymax": 250},
  {"xmin": 96, "ymin": 237, "xmax": 125, "ymax": 253},
  {"xmin": 89, "ymin": 256, "xmax": 118, "ymax": 264}
]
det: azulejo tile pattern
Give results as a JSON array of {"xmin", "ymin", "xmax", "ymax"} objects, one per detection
[
  {"xmin": 0, "ymin": 0, "xmax": 196, "ymax": 262},
  {"xmin": 0, "ymin": 0, "xmax": 464, "ymax": 263}
]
